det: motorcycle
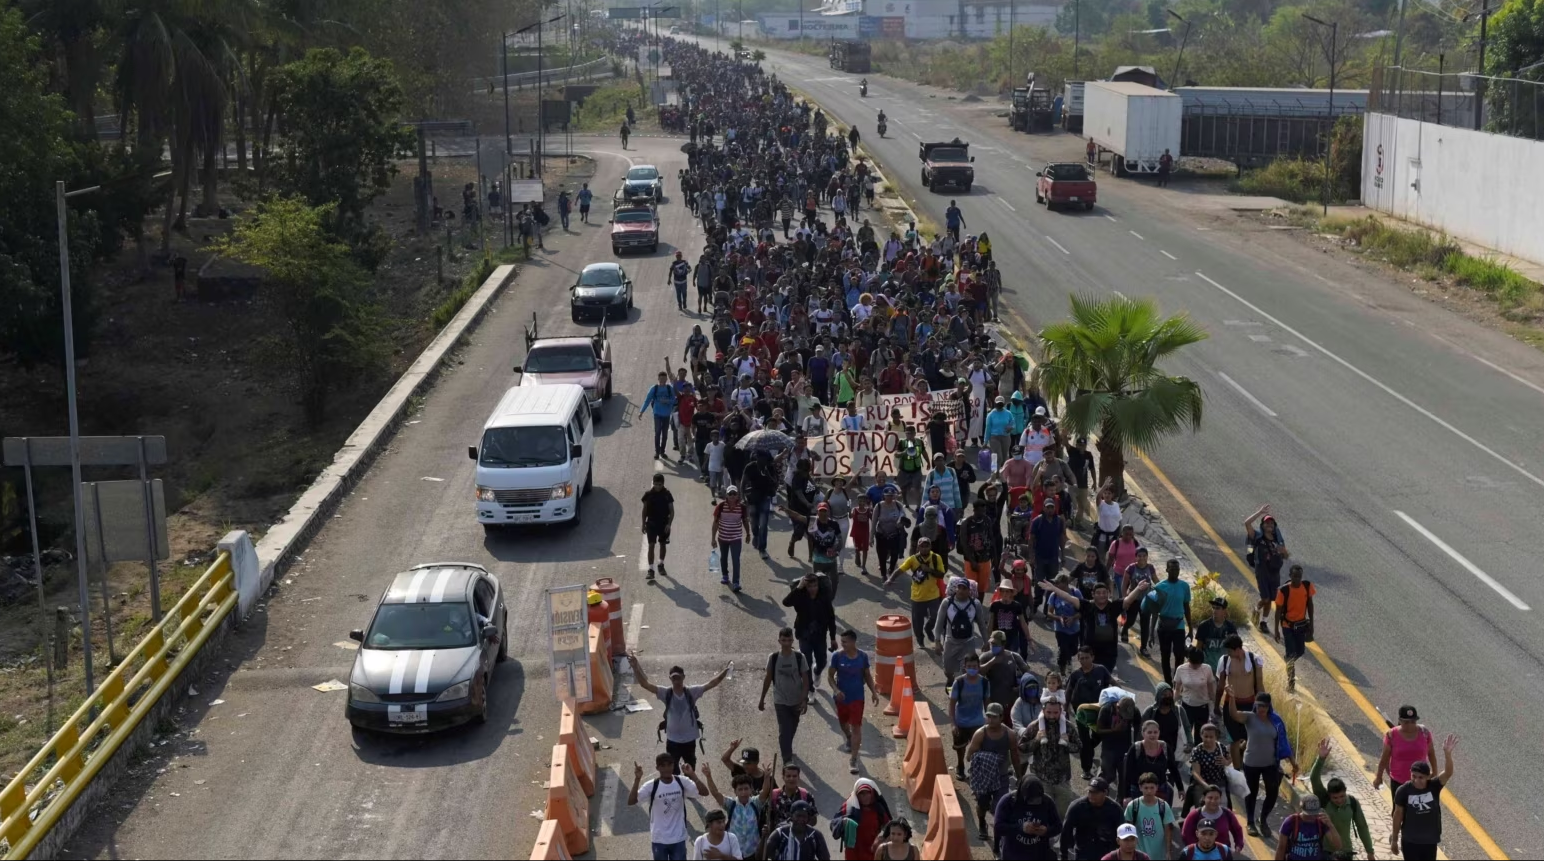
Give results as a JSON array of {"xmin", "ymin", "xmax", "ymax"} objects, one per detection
[
  {"xmin": 859, "ymin": 81, "xmax": 868, "ymax": 98},
  {"xmin": 877, "ymin": 120, "xmax": 887, "ymax": 138}
]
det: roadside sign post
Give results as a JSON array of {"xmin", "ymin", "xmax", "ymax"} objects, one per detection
[{"xmin": 548, "ymin": 585, "xmax": 593, "ymax": 706}]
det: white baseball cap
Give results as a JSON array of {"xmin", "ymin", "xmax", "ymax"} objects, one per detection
[{"xmin": 1117, "ymin": 824, "xmax": 1139, "ymax": 840}]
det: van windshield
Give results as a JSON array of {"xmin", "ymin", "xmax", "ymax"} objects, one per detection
[
  {"xmin": 525, "ymin": 345, "xmax": 597, "ymax": 373},
  {"xmin": 480, "ymin": 426, "xmax": 569, "ymax": 467}
]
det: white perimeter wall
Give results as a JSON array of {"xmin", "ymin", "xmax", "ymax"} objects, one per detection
[{"xmin": 1362, "ymin": 111, "xmax": 1544, "ymax": 267}]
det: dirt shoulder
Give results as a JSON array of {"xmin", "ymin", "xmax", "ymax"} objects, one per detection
[{"xmin": 0, "ymin": 154, "xmax": 596, "ymax": 779}]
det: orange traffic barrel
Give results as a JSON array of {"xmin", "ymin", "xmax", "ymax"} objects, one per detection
[
  {"xmin": 595, "ymin": 578, "xmax": 626, "ymax": 656},
  {"xmin": 875, "ymin": 614, "xmax": 915, "ymax": 696}
]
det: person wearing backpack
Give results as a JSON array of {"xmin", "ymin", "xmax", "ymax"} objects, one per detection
[
  {"xmin": 1152, "ymin": 560, "xmax": 1193, "ymax": 685},
  {"xmin": 1180, "ymin": 819, "xmax": 1232, "ymax": 860},
  {"xmin": 764, "ymin": 800, "xmax": 830, "ymax": 861},
  {"xmin": 895, "ymin": 426, "xmax": 927, "ymax": 506},
  {"xmin": 948, "ymin": 653, "xmax": 991, "ymax": 781},
  {"xmin": 629, "ymin": 752, "xmax": 710, "ymax": 861},
  {"xmin": 628, "ymin": 652, "xmax": 731, "ymax": 773},
  {"xmin": 1309, "ymin": 739, "xmax": 1376, "ymax": 861},
  {"xmin": 934, "ymin": 577, "xmax": 989, "ymax": 685},
  {"xmin": 703, "ymin": 763, "xmax": 773, "ymax": 861},
  {"xmin": 1123, "ymin": 773, "xmax": 1176, "ymax": 860},
  {"xmin": 766, "ymin": 760, "xmax": 818, "ymax": 834},
  {"xmin": 1274, "ymin": 795, "xmax": 1342, "ymax": 860},
  {"xmin": 760, "ymin": 626, "xmax": 812, "ymax": 763},
  {"xmin": 1273, "ymin": 564, "xmax": 1315, "ymax": 693},
  {"xmin": 1041, "ymin": 578, "xmax": 1151, "ymax": 677},
  {"xmin": 1066, "ymin": 646, "xmax": 1115, "ymax": 781}
]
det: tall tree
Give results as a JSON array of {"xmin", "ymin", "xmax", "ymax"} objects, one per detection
[
  {"xmin": 207, "ymin": 197, "xmax": 388, "ymax": 425},
  {"xmin": 267, "ymin": 47, "xmax": 414, "ymax": 227},
  {"xmin": 1485, "ymin": 0, "xmax": 1544, "ymax": 138},
  {"xmin": 1035, "ymin": 295, "xmax": 1207, "ymax": 498}
]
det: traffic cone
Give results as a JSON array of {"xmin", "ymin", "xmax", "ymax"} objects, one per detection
[
  {"xmin": 891, "ymin": 679, "xmax": 914, "ymax": 738},
  {"xmin": 883, "ymin": 655, "xmax": 907, "ymax": 716}
]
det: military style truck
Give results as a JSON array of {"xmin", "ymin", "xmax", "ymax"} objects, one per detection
[
  {"xmin": 918, "ymin": 139, "xmax": 974, "ymax": 193},
  {"xmin": 829, "ymin": 40, "xmax": 871, "ymax": 73}
]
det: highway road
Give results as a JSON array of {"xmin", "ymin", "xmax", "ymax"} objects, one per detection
[{"xmin": 736, "ymin": 42, "xmax": 1544, "ymax": 857}]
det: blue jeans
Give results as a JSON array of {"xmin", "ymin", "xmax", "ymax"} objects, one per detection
[
  {"xmin": 673, "ymin": 280, "xmax": 688, "ymax": 308},
  {"xmin": 748, "ymin": 500, "xmax": 772, "ymax": 551},
  {"xmin": 652, "ymin": 414, "xmax": 670, "ymax": 454},
  {"xmin": 1282, "ymin": 622, "xmax": 1307, "ymax": 662},
  {"xmin": 718, "ymin": 540, "xmax": 742, "ymax": 585},
  {"xmin": 651, "ymin": 841, "xmax": 687, "ymax": 861}
]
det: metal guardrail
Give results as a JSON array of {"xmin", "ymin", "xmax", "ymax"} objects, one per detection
[
  {"xmin": 472, "ymin": 57, "xmax": 613, "ymax": 90},
  {"xmin": 0, "ymin": 551, "xmax": 237, "ymax": 859}
]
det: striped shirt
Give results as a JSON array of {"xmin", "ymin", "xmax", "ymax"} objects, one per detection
[{"xmin": 715, "ymin": 500, "xmax": 745, "ymax": 543}]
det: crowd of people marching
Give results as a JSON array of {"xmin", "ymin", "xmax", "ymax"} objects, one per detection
[{"xmin": 616, "ymin": 34, "xmax": 1460, "ymax": 861}]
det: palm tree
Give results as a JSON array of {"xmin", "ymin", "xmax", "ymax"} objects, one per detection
[{"xmin": 1036, "ymin": 294, "xmax": 1208, "ymax": 498}]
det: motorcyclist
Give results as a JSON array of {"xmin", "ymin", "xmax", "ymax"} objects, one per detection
[
  {"xmin": 860, "ymin": 77, "xmax": 868, "ymax": 96},
  {"xmin": 877, "ymin": 110, "xmax": 888, "ymax": 137}
]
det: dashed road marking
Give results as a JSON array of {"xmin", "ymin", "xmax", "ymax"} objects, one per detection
[
  {"xmin": 1217, "ymin": 372, "xmax": 1278, "ymax": 418},
  {"xmin": 1395, "ymin": 512, "xmax": 1530, "ymax": 611},
  {"xmin": 1129, "ymin": 230, "xmax": 1145, "ymax": 240},
  {"xmin": 1045, "ymin": 236, "xmax": 1069, "ymax": 255},
  {"xmin": 997, "ymin": 198, "xmax": 1017, "ymax": 213},
  {"xmin": 1161, "ymin": 250, "xmax": 1178, "ymax": 260}
]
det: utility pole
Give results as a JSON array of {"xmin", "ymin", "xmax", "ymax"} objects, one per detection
[
  {"xmin": 1008, "ymin": 0, "xmax": 1015, "ymax": 88},
  {"xmin": 1073, "ymin": 0, "xmax": 1081, "ymax": 79},
  {"xmin": 1166, "ymin": 9, "xmax": 1191, "ymax": 90},
  {"xmin": 1474, "ymin": 0, "xmax": 1490, "ymax": 130},
  {"xmin": 502, "ymin": 32, "xmax": 511, "ymax": 155},
  {"xmin": 1303, "ymin": 14, "xmax": 1337, "ymax": 216}
]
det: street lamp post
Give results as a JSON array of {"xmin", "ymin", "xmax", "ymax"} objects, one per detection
[
  {"xmin": 536, "ymin": 13, "xmax": 567, "ymax": 179},
  {"xmin": 54, "ymin": 181, "xmax": 99, "ymax": 696},
  {"xmin": 1073, "ymin": 0, "xmax": 1081, "ymax": 79},
  {"xmin": 1008, "ymin": 0, "xmax": 1016, "ymax": 88},
  {"xmin": 1165, "ymin": 9, "xmax": 1192, "ymax": 90},
  {"xmin": 502, "ymin": 32, "xmax": 512, "ymax": 155},
  {"xmin": 1303, "ymin": 13, "xmax": 1337, "ymax": 216}
]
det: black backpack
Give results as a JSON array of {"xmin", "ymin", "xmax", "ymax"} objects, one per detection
[
  {"xmin": 946, "ymin": 599, "xmax": 976, "ymax": 641},
  {"xmin": 658, "ymin": 687, "xmax": 705, "ymax": 751}
]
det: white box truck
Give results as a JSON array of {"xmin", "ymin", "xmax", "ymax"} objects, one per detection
[{"xmin": 1084, "ymin": 81, "xmax": 1182, "ymax": 176}]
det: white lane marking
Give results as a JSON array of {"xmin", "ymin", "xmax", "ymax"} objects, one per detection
[
  {"xmin": 1394, "ymin": 511, "xmax": 1531, "ymax": 611},
  {"xmin": 1196, "ymin": 272, "xmax": 1544, "ymax": 493},
  {"xmin": 1104, "ymin": 215, "xmax": 1118, "ymax": 223},
  {"xmin": 413, "ymin": 650, "xmax": 438, "ymax": 694},
  {"xmin": 1424, "ymin": 329, "xmax": 1544, "ymax": 398},
  {"xmin": 997, "ymin": 198, "xmax": 1017, "ymax": 213},
  {"xmin": 1130, "ymin": 230, "xmax": 1145, "ymax": 240},
  {"xmin": 388, "ymin": 650, "xmax": 410, "ymax": 694},
  {"xmin": 428, "ymin": 568, "xmax": 454, "ymax": 603},
  {"xmin": 639, "ymin": 535, "xmax": 651, "ymax": 572},
  {"xmin": 626, "ymin": 602, "xmax": 646, "ymax": 645},
  {"xmin": 597, "ymin": 765, "xmax": 622, "ymax": 836},
  {"xmin": 1217, "ymin": 372, "xmax": 1278, "ymax": 418},
  {"xmin": 403, "ymin": 569, "xmax": 429, "ymax": 604},
  {"xmin": 909, "ymin": 130, "xmax": 922, "ymax": 140},
  {"xmin": 1161, "ymin": 250, "xmax": 1178, "ymax": 260},
  {"xmin": 1045, "ymin": 236, "xmax": 1070, "ymax": 255}
]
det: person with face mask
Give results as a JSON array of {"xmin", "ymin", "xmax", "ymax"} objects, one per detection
[
  {"xmin": 948, "ymin": 650, "xmax": 990, "ymax": 779},
  {"xmin": 993, "ymin": 774, "xmax": 1062, "ymax": 861},
  {"xmin": 935, "ymin": 577, "xmax": 989, "ymax": 685},
  {"xmin": 1141, "ymin": 683, "xmax": 1185, "ymax": 757}
]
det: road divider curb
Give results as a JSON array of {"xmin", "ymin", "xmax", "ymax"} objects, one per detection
[
  {"xmin": 559, "ymin": 702, "xmax": 599, "ymax": 798},
  {"xmin": 528, "ymin": 819, "xmax": 574, "ymax": 859},
  {"xmin": 543, "ymin": 745, "xmax": 590, "ymax": 856},
  {"xmin": 579, "ymin": 622, "xmax": 614, "ymax": 716}
]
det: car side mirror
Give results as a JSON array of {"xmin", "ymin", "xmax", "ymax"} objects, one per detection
[
  {"xmin": 482, "ymin": 624, "xmax": 499, "ymax": 642},
  {"xmin": 970, "ymin": 156, "xmax": 976, "ymax": 162},
  {"xmin": 468, "ymin": 445, "xmax": 478, "ymax": 460},
  {"xmin": 512, "ymin": 365, "xmax": 523, "ymax": 374},
  {"xmin": 601, "ymin": 360, "xmax": 613, "ymax": 371},
  {"xmin": 1034, "ymin": 171, "xmax": 1043, "ymax": 177},
  {"xmin": 349, "ymin": 629, "xmax": 365, "ymax": 642},
  {"xmin": 608, "ymin": 219, "xmax": 615, "ymax": 224},
  {"xmin": 570, "ymin": 444, "xmax": 583, "ymax": 460}
]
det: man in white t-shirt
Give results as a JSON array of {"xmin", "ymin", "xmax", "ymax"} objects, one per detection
[
  {"xmin": 1018, "ymin": 408, "xmax": 1054, "ymax": 467},
  {"xmin": 630, "ymin": 752, "xmax": 709, "ymax": 860}
]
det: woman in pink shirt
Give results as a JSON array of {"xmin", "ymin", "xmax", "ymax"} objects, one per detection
[
  {"xmin": 1106, "ymin": 525, "xmax": 1142, "ymax": 598},
  {"xmin": 1375, "ymin": 704, "xmax": 1438, "ymax": 803}
]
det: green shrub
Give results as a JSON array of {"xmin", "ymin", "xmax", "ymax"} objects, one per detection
[
  {"xmin": 573, "ymin": 80, "xmax": 647, "ymax": 132},
  {"xmin": 1443, "ymin": 253, "xmax": 1539, "ymax": 305},
  {"xmin": 1231, "ymin": 159, "xmax": 1327, "ymax": 203}
]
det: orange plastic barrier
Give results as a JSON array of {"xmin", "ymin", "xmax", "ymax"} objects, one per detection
[
  {"xmin": 544, "ymin": 744, "xmax": 590, "ymax": 856},
  {"xmin": 883, "ymin": 655, "xmax": 910, "ymax": 716},
  {"xmin": 559, "ymin": 701, "xmax": 598, "ymax": 797},
  {"xmin": 874, "ymin": 614, "xmax": 915, "ymax": 696},
  {"xmin": 578, "ymin": 621, "xmax": 614, "ymax": 715},
  {"xmin": 919, "ymin": 773, "xmax": 970, "ymax": 860},
  {"xmin": 891, "ymin": 678, "xmax": 915, "ymax": 739},
  {"xmin": 530, "ymin": 819, "xmax": 575, "ymax": 860},
  {"xmin": 595, "ymin": 577, "xmax": 626, "ymax": 657},
  {"xmin": 587, "ymin": 589, "xmax": 611, "ymax": 657},
  {"xmin": 902, "ymin": 703, "xmax": 947, "ymax": 812}
]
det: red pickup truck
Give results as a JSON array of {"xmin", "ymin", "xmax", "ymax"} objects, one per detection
[{"xmin": 1035, "ymin": 162, "xmax": 1097, "ymax": 211}]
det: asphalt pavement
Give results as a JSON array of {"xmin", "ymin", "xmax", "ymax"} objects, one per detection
[{"xmin": 736, "ymin": 42, "xmax": 1544, "ymax": 857}]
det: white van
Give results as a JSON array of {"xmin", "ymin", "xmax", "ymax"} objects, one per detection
[{"xmin": 470, "ymin": 384, "xmax": 594, "ymax": 529}]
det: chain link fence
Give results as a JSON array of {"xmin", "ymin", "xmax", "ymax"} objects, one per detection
[{"xmin": 1372, "ymin": 65, "xmax": 1544, "ymax": 141}]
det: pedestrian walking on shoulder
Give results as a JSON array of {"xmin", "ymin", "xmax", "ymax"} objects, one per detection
[
  {"xmin": 1152, "ymin": 559, "xmax": 1193, "ymax": 685},
  {"xmin": 1273, "ymin": 564, "xmax": 1315, "ymax": 692},
  {"xmin": 1390, "ymin": 734, "xmax": 1458, "ymax": 861},
  {"xmin": 760, "ymin": 626, "xmax": 811, "ymax": 763},
  {"xmin": 1243, "ymin": 505, "xmax": 1288, "ymax": 633},
  {"xmin": 642, "ymin": 474, "xmax": 675, "ymax": 580},
  {"xmin": 577, "ymin": 183, "xmax": 593, "ymax": 223},
  {"xmin": 1309, "ymin": 739, "xmax": 1377, "ymax": 861},
  {"xmin": 1274, "ymin": 795, "xmax": 1342, "ymax": 860},
  {"xmin": 1374, "ymin": 703, "xmax": 1439, "ymax": 806},
  {"xmin": 626, "ymin": 653, "xmax": 730, "ymax": 773},
  {"xmin": 1157, "ymin": 149, "xmax": 1173, "ymax": 188},
  {"xmin": 557, "ymin": 189, "xmax": 572, "ymax": 230}
]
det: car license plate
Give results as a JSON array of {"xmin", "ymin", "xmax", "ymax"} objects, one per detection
[
  {"xmin": 389, "ymin": 710, "xmax": 426, "ymax": 724},
  {"xmin": 1069, "ymin": 196, "xmax": 1080, "ymax": 202},
  {"xmin": 512, "ymin": 513, "xmax": 538, "ymax": 523}
]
